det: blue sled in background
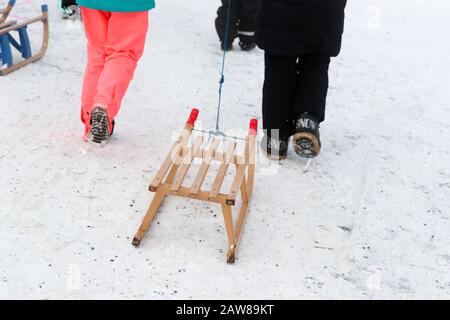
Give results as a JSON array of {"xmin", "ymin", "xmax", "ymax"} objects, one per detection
[{"xmin": 0, "ymin": 0, "xmax": 49, "ymax": 76}]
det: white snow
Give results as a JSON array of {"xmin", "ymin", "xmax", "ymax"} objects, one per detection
[{"xmin": 0, "ymin": 0, "xmax": 449, "ymax": 299}]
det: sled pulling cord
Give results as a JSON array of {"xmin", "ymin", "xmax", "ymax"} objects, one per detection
[{"xmin": 210, "ymin": 0, "xmax": 233, "ymax": 138}]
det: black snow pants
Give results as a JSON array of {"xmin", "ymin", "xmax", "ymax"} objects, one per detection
[
  {"xmin": 215, "ymin": 0, "xmax": 259, "ymax": 44},
  {"xmin": 262, "ymin": 53, "xmax": 331, "ymax": 139}
]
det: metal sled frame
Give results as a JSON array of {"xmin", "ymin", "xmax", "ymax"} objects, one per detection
[
  {"xmin": 132, "ymin": 109, "xmax": 258, "ymax": 263},
  {"xmin": 0, "ymin": 0, "xmax": 49, "ymax": 76}
]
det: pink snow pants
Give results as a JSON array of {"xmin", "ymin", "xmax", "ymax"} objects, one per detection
[{"xmin": 80, "ymin": 7, "xmax": 149, "ymax": 127}]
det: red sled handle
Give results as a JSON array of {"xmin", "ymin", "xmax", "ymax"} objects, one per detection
[
  {"xmin": 186, "ymin": 108, "xmax": 199, "ymax": 127},
  {"xmin": 249, "ymin": 118, "xmax": 258, "ymax": 136}
]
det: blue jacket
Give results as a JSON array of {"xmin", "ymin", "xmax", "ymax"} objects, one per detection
[{"xmin": 76, "ymin": 0, "xmax": 155, "ymax": 12}]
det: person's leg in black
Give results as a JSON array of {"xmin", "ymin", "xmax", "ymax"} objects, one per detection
[
  {"xmin": 262, "ymin": 53, "xmax": 298, "ymax": 159},
  {"xmin": 236, "ymin": 0, "xmax": 259, "ymax": 51},
  {"xmin": 293, "ymin": 54, "xmax": 330, "ymax": 122},
  {"xmin": 215, "ymin": 0, "xmax": 239, "ymax": 50},
  {"xmin": 290, "ymin": 54, "xmax": 331, "ymax": 157}
]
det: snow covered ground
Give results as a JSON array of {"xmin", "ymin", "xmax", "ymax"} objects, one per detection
[{"xmin": 0, "ymin": 0, "xmax": 449, "ymax": 299}]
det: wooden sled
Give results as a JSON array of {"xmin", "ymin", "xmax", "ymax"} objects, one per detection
[
  {"xmin": 132, "ymin": 109, "xmax": 258, "ymax": 263},
  {"xmin": 0, "ymin": 0, "xmax": 49, "ymax": 76}
]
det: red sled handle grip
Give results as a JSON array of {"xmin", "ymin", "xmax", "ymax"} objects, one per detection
[
  {"xmin": 249, "ymin": 118, "xmax": 258, "ymax": 136},
  {"xmin": 186, "ymin": 108, "xmax": 199, "ymax": 126}
]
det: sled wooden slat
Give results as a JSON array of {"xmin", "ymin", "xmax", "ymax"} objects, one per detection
[
  {"xmin": 133, "ymin": 109, "xmax": 258, "ymax": 263},
  {"xmin": 168, "ymin": 186, "xmax": 229, "ymax": 204},
  {"xmin": 244, "ymin": 133, "xmax": 256, "ymax": 196},
  {"xmin": 171, "ymin": 136, "xmax": 204, "ymax": 192},
  {"xmin": 227, "ymin": 164, "xmax": 246, "ymax": 205},
  {"xmin": 240, "ymin": 174, "xmax": 249, "ymax": 203},
  {"xmin": 209, "ymin": 141, "xmax": 237, "ymax": 199},
  {"xmin": 0, "ymin": 20, "xmax": 16, "ymax": 29},
  {"xmin": 190, "ymin": 138, "xmax": 220, "ymax": 195},
  {"xmin": 149, "ymin": 141, "xmax": 181, "ymax": 191},
  {"xmin": 196, "ymin": 149, "xmax": 243, "ymax": 165},
  {"xmin": 149, "ymin": 128, "xmax": 193, "ymax": 192}
]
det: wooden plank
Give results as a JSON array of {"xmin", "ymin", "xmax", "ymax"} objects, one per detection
[
  {"xmin": 132, "ymin": 189, "xmax": 167, "ymax": 246},
  {"xmin": 170, "ymin": 136, "xmax": 204, "ymax": 191},
  {"xmin": 209, "ymin": 141, "xmax": 237, "ymax": 199},
  {"xmin": 221, "ymin": 204, "xmax": 236, "ymax": 250},
  {"xmin": 0, "ymin": 20, "xmax": 16, "ymax": 29},
  {"xmin": 189, "ymin": 138, "xmax": 220, "ymax": 195},
  {"xmin": 168, "ymin": 185, "xmax": 229, "ymax": 205},
  {"xmin": 149, "ymin": 142, "xmax": 182, "ymax": 191},
  {"xmin": 234, "ymin": 199, "xmax": 250, "ymax": 246},
  {"xmin": 196, "ymin": 149, "xmax": 244, "ymax": 165},
  {"xmin": 240, "ymin": 175, "xmax": 249, "ymax": 203},
  {"xmin": 149, "ymin": 129, "xmax": 193, "ymax": 191},
  {"xmin": 246, "ymin": 135, "xmax": 256, "ymax": 197},
  {"xmin": 226, "ymin": 164, "xmax": 246, "ymax": 205}
]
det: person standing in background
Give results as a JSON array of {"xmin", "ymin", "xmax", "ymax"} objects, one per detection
[{"xmin": 215, "ymin": 0, "xmax": 260, "ymax": 51}]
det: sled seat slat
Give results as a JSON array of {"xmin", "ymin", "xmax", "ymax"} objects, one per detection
[
  {"xmin": 209, "ymin": 141, "xmax": 237, "ymax": 199},
  {"xmin": 190, "ymin": 138, "xmax": 220, "ymax": 195},
  {"xmin": 149, "ymin": 129, "xmax": 193, "ymax": 192},
  {"xmin": 195, "ymin": 149, "xmax": 244, "ymax": 165},
  {"xmin": 168, "ymin": 186, "xmax": 229, "ymax": 205},
  {"xmin": 227, "ymin": 164, "xmax": 247, "ymax": 205},
  {"xmin": 171, "ymin": 136, "xmax": 204, "ymax": 192}
]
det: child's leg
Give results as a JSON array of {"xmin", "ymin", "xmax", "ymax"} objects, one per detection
[
  {"xmin": 215, "ymin": 0, "xmax": 239, "ymax": 45},
  {"xmin": 262, "ymin": 53, "xmax": 299, "ymax": 139},
  {"xmin": 93, "ymin": 11, "xmax": 149, "ymax": 121},
  {"xmin": 80, "ymin": 7, "xmax": 110, "ymax": 126},
  {"xmin": 292, "ymin": 54, "xmax": 331, "ymax": 122}
]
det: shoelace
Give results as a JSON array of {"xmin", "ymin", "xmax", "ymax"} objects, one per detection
[{"xmin": 91, "ymin": 111, "xmax": 107, "ymax": 136}]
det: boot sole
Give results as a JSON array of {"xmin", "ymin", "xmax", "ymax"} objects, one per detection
[
  {"xmin": 88, "ymin": 109, "xmax": 110, "ymax": 148},
  {"xmin": 293, "ymin": 132, "xmax": 321, "ymax": 158},
  {"xmin": 88, "ymin": 137, "xmax": 109, "ymax": 148}
]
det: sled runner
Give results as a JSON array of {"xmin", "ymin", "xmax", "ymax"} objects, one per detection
[
  {"xmin": 132, "ymin": 109, "xmax": 258, "ymax": 263},
  {"xmin": 0, "ymin": 0, "xmax": 49, "ymax": 76}
]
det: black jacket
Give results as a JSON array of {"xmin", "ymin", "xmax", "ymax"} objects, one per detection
[{"xmin": 255, "ymin": 0, "xmax": 347, "ymax": 57}]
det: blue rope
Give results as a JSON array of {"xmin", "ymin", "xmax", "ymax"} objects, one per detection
[{"xmin": 213, "ymin": 0, "xmax": 233, "ymax": 135}]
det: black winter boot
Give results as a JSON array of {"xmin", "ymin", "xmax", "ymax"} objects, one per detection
[
  {"xmin": 260, "ymin": 134, "xmax": 290, "ymax": 160},
  {"xmin": 292, "ymin": 113, "xmax": 321, "ymax": 158}
]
